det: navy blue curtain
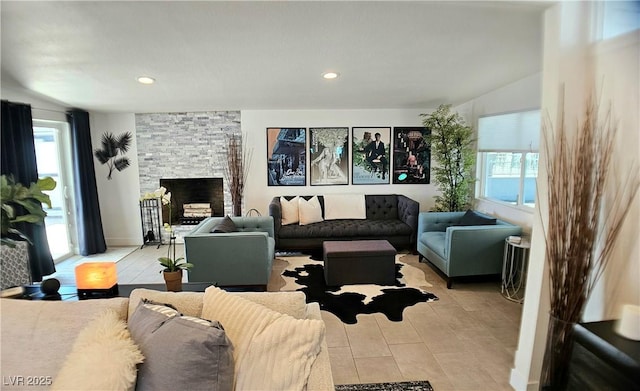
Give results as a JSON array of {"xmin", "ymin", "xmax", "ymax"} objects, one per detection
[
  {"xmin": 67, "ymin": 109, "xmax": 106, "ymax": 256},
  {"xmin": 1, "ymin": 100, "xmax": 55, "ymax": 281}
]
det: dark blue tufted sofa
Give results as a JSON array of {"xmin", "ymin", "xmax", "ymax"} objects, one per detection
[{"xmin": 269, "ymin": 195, "xmax": 419, "ymax": 251}]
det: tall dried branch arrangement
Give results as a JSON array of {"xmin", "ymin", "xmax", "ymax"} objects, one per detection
[
  {"xmin": 542, "ymin": 95, "xmax": 640, "ymax": 323},
  {"xmin": 540, "ymin": 91, "xmax": 640, "ymax": 390},
  {"xmin": 222, "ymin": 133, "xmax": 253, "ymax": 216}
]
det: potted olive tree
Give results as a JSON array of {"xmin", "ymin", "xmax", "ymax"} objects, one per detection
[
  {"xmin": 420, "ymin": 104, "xmax": 475, "ymax": 211},
  {"xmin": 1, "ymin": 175, "xmax": 56, "ymax": 289}
]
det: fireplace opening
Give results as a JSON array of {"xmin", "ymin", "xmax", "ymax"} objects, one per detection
[{"xmin": 159, "ymin": 178, "xmax": 224, "ymax": 225}]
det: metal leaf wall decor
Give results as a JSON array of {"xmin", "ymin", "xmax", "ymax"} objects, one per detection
[{"xmin": 94, "ymin": 131, "xmax": 133, "ymax": 180}]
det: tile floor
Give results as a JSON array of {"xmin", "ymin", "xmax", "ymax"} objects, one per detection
[{"xmin": 48, "ymin": 245, "xmax": 523, "ymax": 390}]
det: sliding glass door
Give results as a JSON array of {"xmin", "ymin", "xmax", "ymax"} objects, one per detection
[{"xmin": 33, "ymin": 120, "xmax": 75, "ymax": 261}]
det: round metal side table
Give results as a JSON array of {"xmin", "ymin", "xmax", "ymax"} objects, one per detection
[{"xmin": 501, "ymin": 237, "xmax": 530, "ymax": 303}]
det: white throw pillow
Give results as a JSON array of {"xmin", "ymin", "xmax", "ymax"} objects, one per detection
[
  {"xmin": 235, "ymin": 291, "xmax": 307, "ymax": 319},
  {"xmin": 323, "ymin": 194, "xmax": 367, "ymax": 220},
  {"xmin": 201, "ymin": 287, "xmax": 325, "ymax": 391},
  {"xmin": 52, "ymin": 309, "xmax": 144, "ymax": 391},
  {"xmin": 298, "ymin": 196, "xmax": 324, "ymax": 225},
  {"xmin": 281, "ymin": 196, "xmax": 300, "ymax": 225}
]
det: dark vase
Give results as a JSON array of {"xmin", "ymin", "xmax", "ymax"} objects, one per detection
[{"xmin": 540, "ymin": 314, "xmax": 577, "ymax": 390}]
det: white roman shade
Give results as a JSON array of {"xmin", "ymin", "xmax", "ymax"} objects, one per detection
[{"xmin": 478, "ymin": 109, "xmax": 541, "ymax": 152}]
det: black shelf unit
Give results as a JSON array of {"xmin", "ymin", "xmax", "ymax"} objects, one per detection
[{"xmin": 140, "ymin": 198, "xmax": 163, "ymax": 248}]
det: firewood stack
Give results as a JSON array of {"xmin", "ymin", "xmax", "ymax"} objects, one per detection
[{"xmin": 183, "ymin": 203, "xmax": 212, "ymax": 218}]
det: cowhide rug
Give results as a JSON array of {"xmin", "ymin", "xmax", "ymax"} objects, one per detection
[{"xmin": 279, "ymin": 253, "xmax": 438, "ymax": 324}]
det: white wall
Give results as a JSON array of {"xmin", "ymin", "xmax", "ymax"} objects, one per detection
[
  {"xmin": 2, "ymin": 82, "xmax": 144, "ymax": 247},
  {"xmin": 455, "ymin": 73, "xmax": 542, "ymax": 231},
  {"xmin": 582, "ymin": 27, "xmax": 639, "ymax": 322},
  {"xmin": 100, "ymin": 104, "xmax": 544, "ymax": 243},
  {"xmin": 89, "ymin": 112, "xmax": 143, "ymax": 246},
  {"xmin": 240, "ymin": 109, "xmax": 440, "ymax": 214},
  {"xmin": 510, "ymin": 3, "xmax": 640, "ymax": 390}
]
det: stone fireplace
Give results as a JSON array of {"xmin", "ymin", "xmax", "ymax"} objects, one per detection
[{"xmin": 135, "ymin": 110, "xmax": 241, "ymax": 218}]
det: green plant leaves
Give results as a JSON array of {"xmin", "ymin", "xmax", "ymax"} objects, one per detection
[
  {"xmin": 12, "ymin": 214, "xmax": 43, "ymax": 224},
  {"xmin": 0, "ymin": 175, "xmax": 56, "ymax": 245},
  {"xmin": 37, "ymin": 177, "xmax": 56, "ymax": 191},
  {"xmin": 158, "ymin": 256, "xmax": 194, "ymax": 272},
  {"xmin": 28, "ymin": 181, "xmax": 53, "ymax": 209},
  {"xmin": 421, "ymin": 104, "xmax": 476, "ymax": 212}
]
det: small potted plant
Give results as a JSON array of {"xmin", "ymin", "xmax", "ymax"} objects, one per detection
[{"xmin": 158, "ymin": 254, "xmax": 193, "ymax": 292}]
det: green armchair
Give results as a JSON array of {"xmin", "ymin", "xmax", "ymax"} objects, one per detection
[
  {"xmin": 417, "ymin": 211, "xmax": 522, "ymax": 288},
  {"xmin": 184, "ymin": 216, "xmax": 275, "ymax": 291}
]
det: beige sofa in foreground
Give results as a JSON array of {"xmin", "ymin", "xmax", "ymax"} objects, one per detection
[{"xmin": 0, "ymin": 288, "xmax": 334, "ymax": 391}]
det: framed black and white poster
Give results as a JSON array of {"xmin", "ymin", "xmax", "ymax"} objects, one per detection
[
  {"xmin": 352, "ymin": 127, "xmax": 391, "ymax": 185},
  {"xmin": 266, "ymin": 128, "xmax": 306, "ymax": 186},
  {"xmin": 309, "ymin": 127, "xmax": 349, "ymax": 186},
  {"xmin": 392, "ymin": 127, "xmax": 431, "ymax": 184}
]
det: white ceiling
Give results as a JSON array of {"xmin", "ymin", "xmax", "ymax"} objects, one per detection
[{"xmin": 1, "ymin": 1, "xmax": 547, "ymax": 113}]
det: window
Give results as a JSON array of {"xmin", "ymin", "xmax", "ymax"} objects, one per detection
[
  {"xmin": 33, "ymin": 120, "xmax": 75, "ymax": 261},
  {"xmin": 601, "ymin": 1, "xmax": 640, "ymax": 41},
  {"xmin": 477, "ymin": 110, "xmax": 540, "ymax": 208}
]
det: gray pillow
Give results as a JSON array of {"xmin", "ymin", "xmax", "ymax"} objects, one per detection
[
  {"xmin": 129, "ymin": 304, "xmax": 235, "ymax": 391},
  {"xmin": 210, "ymin": 215, "xmax": 238, "ymax": 233},
  {"xmin": 128, "ymin": 302, "xmax": 180, "ymax": 344},
  {"xmin": 458, "ymin": 209, "xmax": 497, "ymax": 226}
]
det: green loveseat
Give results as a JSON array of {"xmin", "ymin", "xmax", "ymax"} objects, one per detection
[
  {"xmin": 417, "ymin": 211, "xmax": 522, "ymax": 288},
  {"xmin": 184, "ymin": 216, "xmax": 275, "ymax": 290}
]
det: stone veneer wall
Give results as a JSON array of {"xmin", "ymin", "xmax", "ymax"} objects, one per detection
[{"xmin": 135, "ymin": 111, "xmax": 241, "ymax": 217}]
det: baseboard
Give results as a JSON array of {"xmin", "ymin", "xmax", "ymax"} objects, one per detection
[
  {"xmin": 106, "ymin": 237, "xmax": 142, "ymax": 247},
  {"xmin": 526, "ymin": 381, "xmax": 540, "ymax": 391},
  {"xmin": 510, "ymin": 367, "xmax": 539, "ymax": 391}
]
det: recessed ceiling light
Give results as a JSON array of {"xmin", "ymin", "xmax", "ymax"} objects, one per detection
[
  {"xmin": 137, "ymin": 76, "xmax": 155, "ymax": 84},
  {"xmin": 322, "ymin": 72, "xmax": 339, "ymax": 80}
]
